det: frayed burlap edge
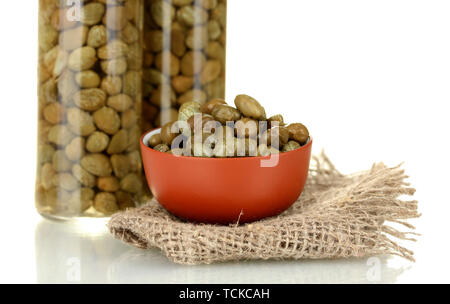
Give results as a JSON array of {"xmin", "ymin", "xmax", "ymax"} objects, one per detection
[{"xmin": 108, "ymin": 153, "xmax": 420, "ymax": 265}]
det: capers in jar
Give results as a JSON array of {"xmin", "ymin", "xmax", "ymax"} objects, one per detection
[
  {"xmin": 36, "ymin": 1, "xmax": 146, "ymax": 218},
  {"xmin": 94, "ymin": 192, "xmax": 119, "ymax": 215},
  {"xmin": 142, "ymin": 0, "xmax": 227, "ymax": 136}
]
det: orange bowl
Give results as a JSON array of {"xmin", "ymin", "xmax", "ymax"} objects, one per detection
[{"xmin": 141, "ymin": 129, "xmax": 312, "ymax": 224}]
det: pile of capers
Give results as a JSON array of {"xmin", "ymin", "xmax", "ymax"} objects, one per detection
[{"xmin": 147, "ymin": 94, "xmax": 310, "ymax": 158}]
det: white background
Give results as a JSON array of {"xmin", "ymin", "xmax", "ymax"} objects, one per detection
[{"xmin": 0, "ymin": 0, "xmax": 449, "ymax": 283}]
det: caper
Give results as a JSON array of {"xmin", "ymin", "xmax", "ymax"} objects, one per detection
[
  {"xmin": 154, "ymin": 144, "xmax": 170, "ymax": 153},
  {"xmin": 148, "ymin": 133, "xmax": 162, "ymax": 147},
  {"xmin": 287, "ymin": 123, "xmax": 310, "ymax": 145},
  {"xmin": 234, "ymin": 94, "xmax": 266, "ymax": 120},
  {"xmin": 282, "ymin": 141, "xmax": 301, "ymax": 152},
  {"xmin": 200, "ymin": 98, "xmax": 227, "ymax": 115},
  {"xmin": 211, "ymin": 105, "xmax": 241, "ymax": 125},
  {"xmin": 261, "ymin": 126, "xmax": 290, "ymax": 148},
  {"xmin": 187, "ymin": 113, "xmax": 215, "ymax": 133},
  {"xmin": 161, "ymin": 121, "xmax": 180, "ymax": 145},
  {"xmin": 268, "ymin": 114, "xmax": 285, "ymax": 127},
  {"xmin": 178, "ymin": 101, "xmax": 201, "ymax": 121},
  {"xmin": 168, "ymin": 148, "xmax": 187, "ymax": 156}
]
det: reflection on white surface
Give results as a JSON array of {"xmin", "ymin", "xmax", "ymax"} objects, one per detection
[{"xmin": 35, "ymin": 219, "xmax": 408, "ymax": 284}]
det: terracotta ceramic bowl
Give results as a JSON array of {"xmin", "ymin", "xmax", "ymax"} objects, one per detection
[{"xmin": 141, "ymin": 129, "xmax": 312, "ymax": 224}]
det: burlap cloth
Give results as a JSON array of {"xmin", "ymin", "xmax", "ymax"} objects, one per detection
[{"xmin": 108, "ymin": 153, "xmax": 420, "ymax": 265}]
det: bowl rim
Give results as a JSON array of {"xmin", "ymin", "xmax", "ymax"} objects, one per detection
[{"xmin": 141, "ymin": 128, "xmax": 313, "ymax": 161}]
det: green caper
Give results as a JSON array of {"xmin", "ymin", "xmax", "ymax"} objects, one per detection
[
  {"xmin": 161, "ymin": 121, "xmax": 180, "ymax": 145},
  {"xmin": 178, "ymin": 101, "xmax": 202, "ymax": 121},
  {"xmin": 234, "ymin": 94, "xmax": 267, "ymax": 120},
  {"xmin": 187, "ymin": 113, "xmax": 215, "ymax": 133},
  {"xmin": 282, "ymin": 141, "xmax": 301, "ymax": 152},
  {"xmin": 268, "ymin": 114, "xmax": 285, "ymax": 127},
  {"xmin": 200, "ymin": 98, "xmax": 227, "ymax": 115},
  {"xmin": 148, "ymin": 133, "xmax": 162, "ymax": 148},
  {"xmin": 287, "ymin": 123, "xmax": 309, "ymax": 144},
  {"xmin": 154, "ymin": 144, "xmax": 170, "ymax": 153},
  {"xmin": 211, "ymin": 105, "xmax": 241, "ymax": 125},
  {"xmin": 261, "ymin": 126, "xmax": 290, "ymax": 148},
  {"xmin": 168, "ymin": 148, "xmax": 186, "ymax": 156}
]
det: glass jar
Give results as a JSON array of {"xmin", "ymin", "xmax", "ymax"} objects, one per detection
[
  {"xmin": 36, "ymin": 0, "xmax": 146, "ymax": 219},
  {"xmin": 142, "ymin": 0, "xmax": 227, "ymax": 129}
]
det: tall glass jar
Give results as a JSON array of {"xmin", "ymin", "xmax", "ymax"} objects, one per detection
[
  {"xmin": 36, "ymin": 0, "xmax": 146, "ymax": 219},
  {"xmin": 142, "ymin": 0, "xmax": 227, "ymax": 129}
]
